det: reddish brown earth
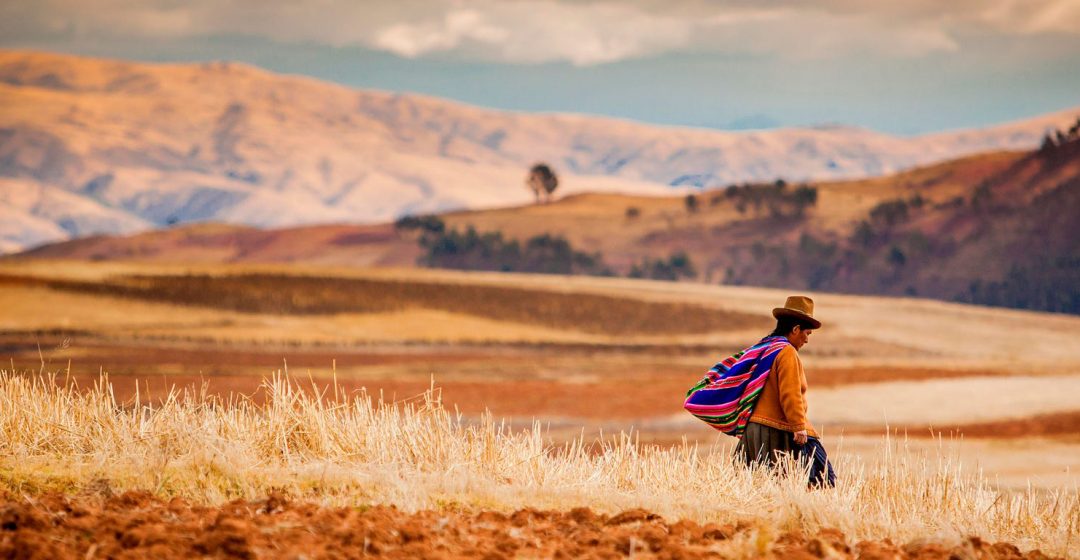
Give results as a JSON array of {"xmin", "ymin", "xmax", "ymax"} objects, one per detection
[
  {"xmin": 904, "ymin": 412, "xmax": 1080, "ymax": 440},
  {"xmin": 807, "ymin": 367, "xmax": 1006, "ymax": 387},
  {"xmin": 0, "ymin": 491, "xmax": 1059, "ymax": 559},
  {"xmin": 7, "ymin": 338, "xmax": 1062, "ymax": 438},
  {"xmin": 7, "ymin": 338, "xmax": 1008, "ymax": 420},
  {"xmin": 15, "ymin": 366, "xmax": 1012, "ymax": 423}
]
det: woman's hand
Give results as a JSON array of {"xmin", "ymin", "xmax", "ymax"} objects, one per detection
[{"xmin": 793, "ymin": 429, "xmax": 808, "ymax": 445}]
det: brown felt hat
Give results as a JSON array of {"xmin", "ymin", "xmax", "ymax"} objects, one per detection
[{"xmin": 772, "ymin": 295, "xmax": 822, "ymax": 329}]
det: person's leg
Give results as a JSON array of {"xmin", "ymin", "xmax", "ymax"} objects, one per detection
[{"xmin": 801, "ymin": 438, "xmax": 836, "ymax": 488}]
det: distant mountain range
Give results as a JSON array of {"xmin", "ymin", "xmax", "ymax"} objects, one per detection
[{"xmin": 1, "ymin": 49, "xmax": 1077, "ymax": 254}]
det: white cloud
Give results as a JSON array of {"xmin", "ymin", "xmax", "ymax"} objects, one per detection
[
  {"xmin": 10, "ymin": 0, "xmax": 1080, "ymax": 66},
  {"xmin": 728, "ymin": 10, "xmax": 962, "ymax": 60},
  {"xmin": 977, "ymin": 0, "xmax": 1080, "ymax": 34},
  {"xmin": 373, "ymin": 9, "xmax": 511, "ymax": 60},
  {"xmin": 371, "ymin": 2, "xmax": 698, "ymax": 66}
]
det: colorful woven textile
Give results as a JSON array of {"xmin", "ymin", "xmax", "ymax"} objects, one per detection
[{"xmin": 683, "ymin": 336, "xmax": 791, "ymax": 438}]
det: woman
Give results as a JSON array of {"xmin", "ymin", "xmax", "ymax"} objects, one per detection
[{"xmin": 738, "ymin": 295, "xmax": 835, "ymax": 487}]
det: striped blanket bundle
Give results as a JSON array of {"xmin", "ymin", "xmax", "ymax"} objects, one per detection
[{"xmin": 683, "ymin": 335, "xmax": 791, "ymax": 438}]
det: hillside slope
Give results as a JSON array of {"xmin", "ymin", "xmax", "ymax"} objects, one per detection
[
  {"xmin": 680, "ymin": 135, "xmax": 1080, "ymax": 312},
  {"xmin": 1, "ymin": 49, "xmax": 1077, "ymax": 254},
  {"xmin": 20, "ymin": 221, "xmax": 419, "ymax": 267},
  {"xmin": 18, "ymin": 132, "xmax": 1080, "ymax": 314},
  {"xmin": 25, "ymin": 128, "xmax": 1080, "ymax": 312}
]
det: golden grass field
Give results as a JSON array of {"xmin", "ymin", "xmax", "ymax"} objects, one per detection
[{"xmin": 1, "ymin": 259, "xmax": 1079, "ymax": 556}]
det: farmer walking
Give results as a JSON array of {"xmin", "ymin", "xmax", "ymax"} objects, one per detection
[
  {"xmin": 742, "ymin": 296, "xmax": 834, "ymax": 486},
  {"xmin": 684, "ymin": 295, "xmax": 835, "ymax": 487}
]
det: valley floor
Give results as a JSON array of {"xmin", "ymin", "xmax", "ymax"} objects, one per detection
[
  {"xmin": 2, "ymin": 260, "xmax": 1079, "ymax": 492},
  {"xmin": 0, "ymin": 260, "xmax": 1078, "ymax": 557}
]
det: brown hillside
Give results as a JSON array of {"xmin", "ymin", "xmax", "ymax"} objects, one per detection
[
  {"xmin": 439, "ymin": 149, "xmax": 1026, "ymax": 275},
  {"xmin": 13, "ymin": 135, "xmax": 1080, "ymax": 314},
  {"xmin": 21, "ymin": 222, "xmax": 419, "ymax": 266},
  {"xmin": 841, "ymin": 135, "xmax": 1080, "ymax": 299},
  {"xmin": 3, "ymin": 49, "xmax": 1078, "ymax": 256},
  {"xmin": 16, "ymin": 148, "xmax": 1018, "ymax": 270}
]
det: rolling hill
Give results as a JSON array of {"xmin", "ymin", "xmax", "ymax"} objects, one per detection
[
  {"xmin": 20, "ymin": 126, "xmax": 1080, "ymax": 314},
  {"xmin": 1, "ymin": 49, "xmax": 1078, "ymax": 254}
]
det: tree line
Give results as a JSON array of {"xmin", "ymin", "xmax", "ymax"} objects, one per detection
[{"xmin": 396, "ymin": 216, "xmax": 695, "ymax": 281}]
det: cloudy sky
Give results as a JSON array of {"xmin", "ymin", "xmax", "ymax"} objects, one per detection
[{"xmin": 3, "ymin": 0, "xmax": 1079, "ymax": 134}]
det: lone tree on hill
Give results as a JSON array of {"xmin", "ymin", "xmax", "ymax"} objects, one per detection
[
  {"xmin": 684, "ymin": 194, "xmax": 699, "ymax": 214},
  {"xmin": 527, "ymin": 163, "xmax": 559, "ymax": 204}
]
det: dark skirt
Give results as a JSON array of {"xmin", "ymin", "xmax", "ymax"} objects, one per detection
[
  {"xmin": 735, "ymin": 421, "xmax": 836, "ymax": 487},
  {"xmin": 737, "ymin": 421, "xmax": 796, "ymax": 467}
]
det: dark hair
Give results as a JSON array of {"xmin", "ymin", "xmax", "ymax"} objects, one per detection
[{"xmin": 770, "ymin": 316, "xmax": 815, "ymax": 337}]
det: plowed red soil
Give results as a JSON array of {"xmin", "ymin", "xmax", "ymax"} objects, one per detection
[
  {"xmin": 0, "ymin": 492, "xmax": 1059, "ymax": 559},
  {"xmin": 907, "ymin": 411, "xmax": 1080, "ymax": 439}
]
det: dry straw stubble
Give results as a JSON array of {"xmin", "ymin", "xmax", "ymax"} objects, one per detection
[{"xmin": 0, "ymin": 370, "xmax": 1077, "ymax": 557}]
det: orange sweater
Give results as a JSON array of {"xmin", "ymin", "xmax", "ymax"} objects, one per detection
[{"xmin": 748, "ymin": 345, "xmax": 818, "ymax": 437}]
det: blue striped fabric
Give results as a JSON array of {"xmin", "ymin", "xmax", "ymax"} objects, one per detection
[{"xmin": 798, "ymin": 437, "xmax": 835, "ymax": 487}]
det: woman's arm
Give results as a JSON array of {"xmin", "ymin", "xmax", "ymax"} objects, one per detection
[{"xmin": 774, "ymin": 346, "xmax": 810, "ymax": 441}]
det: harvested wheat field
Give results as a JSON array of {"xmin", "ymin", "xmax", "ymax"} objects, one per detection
[
  {"xmin": 1, "ymin": 260, "xmax": 1079, "ymax": 557},
  {"xmin": 1, "ymin": 371, "xmax": 1078, "ymax": 559}
]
